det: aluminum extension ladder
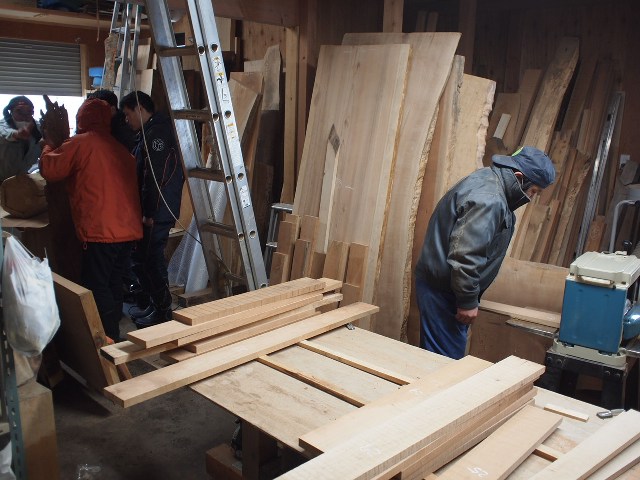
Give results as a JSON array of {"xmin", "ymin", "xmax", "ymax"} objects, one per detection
[
  {"xmin": 145, "ymin": 0, "xmax": 268, "ymax": 292},
  {"xmin": 102, "ymin": 1, "xmax": 142, "ymax": 98}
]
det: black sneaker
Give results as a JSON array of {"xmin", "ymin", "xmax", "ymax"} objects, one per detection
[{"xmin": 129, "ymin": 304, "xmax": 155, "ymax": 319}]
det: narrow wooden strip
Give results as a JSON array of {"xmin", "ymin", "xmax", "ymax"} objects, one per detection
[
  {"xmin": 308, "ymin": 251, "xmax": 326, "ymax": 279},
  {"xmin": 543, "ymin": 403, "xmax": 589, "ymax": 422},
  {"xmin": 279, "ymin": 357, "xmax": 545, "ymax": 480},
  {"xmin": 269, "ymin": 252, "xmax": 290, "ymax": 285},
  {"xmin": 276, "ymin": 221, "xmax": 297, "ymax": 255},
  {"xmin": 479, "ymin": 300, "xmax": 560, "ymax": 329},
  {"xmin": 530, "ymin": 410, "xmax": 640, "ymax": 479},
  {"xmin": 298, "ymin": 339, "xmax": 414, "ymax": 386},
  {"xmin": 104, "ymin": 303, "xmax": 379, "ymax": 407},
  {"xmin": 100, "ymin": 340, "xmax": 179, "ymax": 366},
  {"xmin": 493, "ymin": 113, "xmax": 511, "ymax": 140},
  {"xmin": 534, "ymin": 444, "xmax": 563, "ymax": 462},
  {"xmin": 290, "ymin": 239, "xmax": 311, "ymax": 280},
  {"xmin": 299, "ymin": 356, "xmax": 491, "ymax": 454},
  {"xmin": 438, "ymin": 405, "xmax": 561, "ymax": 480},
  {"xmin": 382, "ymin": 390, "xmax": 536, "ymax": 480},
  {"xmin": 318, "ymin": 277, "xmax": 343, "ymax": 293},
  {"xmin": 173, "ymin": 277, "xmax": 323, "ymax": 324},
  {"xmin": 345, "ymin": 243, "xmax": 368, "ymax": 285},
  {"xmin": 258, "ymin": 355, "xmax": 368, "ymax": 407},
  {"xmin": 127, "ymin": 291, "xmax": 322, "ymax": 348}
]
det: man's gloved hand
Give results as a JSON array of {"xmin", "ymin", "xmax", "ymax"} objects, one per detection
[{"xmin": 456, "ymin": 307, "xmax": 478, "ymax": 325}]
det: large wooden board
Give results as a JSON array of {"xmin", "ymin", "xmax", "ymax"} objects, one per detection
[
  {"xmin": 104, "ymin": 303, "xmax": 379, "ymax": 407},
  {"xmin": 338, "ymin": 33, "xmax": 460, "ymax": 339},
  {"xmin": 53, "ymin": 273, "xmax": 119, "ymax": 391},
  {"xmin": 278, "ymin": 356, "xmax": 544, "ymax": 479}
]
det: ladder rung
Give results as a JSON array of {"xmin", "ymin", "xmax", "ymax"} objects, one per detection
[
  {"xmin": 266, "ymin": 242, "xmax": 277, "ymax": 250},
  {"xmin": 157, "ymin": 46, "xmax": 197, "ymax": 57},
  {"xmin": 201, "ymin": 221, "xmax": 237, "ymax": 238},
  {"xmin": 188, "ymin": 167, "xmax": 226, "ymax": 182},
  {"xmin": 172, "ymin": 109, "xmax": 211, "ymax": 121},
  {"xmin": 224, "ymin": 272, "xmax": 247, "ymax": 285}
]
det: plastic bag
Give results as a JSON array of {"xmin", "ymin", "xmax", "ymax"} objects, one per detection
[{"xmin": 2, "ymin": 236, "xmax": 60, "ymax": 357}]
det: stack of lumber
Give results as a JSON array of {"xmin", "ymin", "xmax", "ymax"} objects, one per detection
[
  {"xmin": 274, "ymin": 355, "xmax": 640, "ymax": 479},
  {"xmin": 100, "ymin": 277, "xmax": 380, "ymax": 407},
  {"xmin": 269, "ymin": 213, "xmax": 370, "ymax": 310},
  {"xmin": 289, "ymin": 32, "xmax": 500, "ymax": 340},
  {"xmin": 483, "ymin": 35, "xmax": 635, "ymax": 265}
]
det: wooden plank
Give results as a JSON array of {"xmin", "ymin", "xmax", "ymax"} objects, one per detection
[
  {"xmin": 345, "ymin": 243, "xmax": 368, "ymax": 286},
  {"xmin": 173, "ymin": 277, "xmax": 323, "ymax": 325},
  {"xmin": 479, "ymin": 300, "xmax": 560, "ymax": 329},
  {"xmin": 484, "ymin": 93, "xmax": 519, "ymax": 165},
  {"xmin": 589, "ymin": 439, "xmax": 640, "ymax": 480},
  {"xmin": 383, "ymin": 0, "xmax": 403, "ymax": 33},
  {"xmin": 52, "ymin": 273, "xmax": 117, "ymax": 391},
  {"xmin": 533, "ymin": 444, "xmax": 563, "ymax": 462},
  {"xmin": 299, "ymin": 355, "xmax": 491, "ymax": 454},
  {"xmin": 529, "ymin": 410, "xmax": 640, "ymax": 479},
  {"xmin": 341, "ymin": 33, "xmax": 460, "ymax": 336},
  {"xmin": 100, "ymin": 340, "xmax": 179, "ymax": 366},
  {"xmin": 521, "ymin": 37, "xmax": 580, "ymax": 151},
  {"xmin": 269, "ymin": 252, "xmax": 290, "ymax": 285},
  {"xmin": 104, "ymin": 303, "xmax": 379, "ymax": 407},
  {"xmin": 584, "ymin": 215, "xmax": 606, "ymax": 252},
  {"xmin": 281, "ymin": 26, "xmax": 299, "ymax": 204},
  {"xmin": 395, "ymin": 390, "xmax": 536, "ymax": 480},
  {"xmin": 278, "ymin": 356, "xmax": 544, "ymax": 479},
  {"xmin": 437, "ymin": 405, "xmax": 561, "ymax": 480},
  {"xmin": 543, "ymin": 403, "xmax": 589, "ymax": 422},
  {"xmin": 290, "ymin": 239, "xmax": 311, "ymax": 280},
  {"xmin": 176, "ymin": 287, "xmax": 215, "ymax": 308},
  {"xmin": 228, "ymin": 78, "xmax": 260, "ymax": 142},
  {"xmin": 298, "ymin": 339, "xmax": 415, "ymax": 386},
  {"xmin": 510, "ymin": 69, "xmax": 543, "ymax": 150},
  {"xmin": 457, "ymin": 0, "xmax": 477, "ymax": 73},
  {"xmin": 493, "ymin": 113, "xmax": 511, "ymax": 141},
  {"xmin": 518, "ymin": 203, "xmax": 551, "ymax": 261},
  {"xmin": 531, "ymin": 199, "xmax": 560, "ymax": 263},
  {"xmin": 182, "ymin": 295, "xmax": 342, "ymax": 354},
  {"xmin": 340, "ymin": 283, "xmax": 362, "ymax": 308},
  {"xmin": 128, "ymin": 291, "xmax": 323, "ymax": 349},
  {"xmin": 276, "ymin": 220, "xmax": 297, "ymax": 255},
  {"xmin": 308, "ymin": 251, "xmax": 326, "ymax": 279},
  {"xmin": 175, "ymin": 282, "xmax": 320, "ymax": 324},
  {"xmin": 322, "ymin": 241, "xmax": 349, "ymax": 281},
  {"xmin": 562, "ymin": 57, "xmax": 597, "ymax": 135}
]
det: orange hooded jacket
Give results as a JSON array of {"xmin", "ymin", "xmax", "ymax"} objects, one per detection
[{"xmin": 40, "ymin": 99, "xmax": 142, "ymax": 243}]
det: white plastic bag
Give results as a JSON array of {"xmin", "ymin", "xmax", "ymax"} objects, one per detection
[{"xmin": 2, "ymin": 236, "xmax": 60, "ymax": 357}]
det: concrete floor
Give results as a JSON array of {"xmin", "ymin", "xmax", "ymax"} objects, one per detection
[{"xmin": 52, "ymin": 318, "xmax": 237, "ymax": 480}]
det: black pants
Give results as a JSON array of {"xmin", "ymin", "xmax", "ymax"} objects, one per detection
[
  {"xmin": 132, "ymin": 221, "xmax": 173, "ymax": 312},
  {"xmin": 81, "ymin": 241, "xmax": 133, "ymax": 341}
]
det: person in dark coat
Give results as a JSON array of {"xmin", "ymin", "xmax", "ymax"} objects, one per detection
[
  {"xmin": 120, "ymin": 91, "xmax": 184, "ymax": 327},
  {"xmin": 415, "ymin": 146, "xmax": 556, "ymax": 359}
]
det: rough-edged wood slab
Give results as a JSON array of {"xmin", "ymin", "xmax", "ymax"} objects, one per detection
[
  {"xmin": 278, "ymin": 356, "xmax": 544, "ymax": 479},
  {"xmin": 104, "ymin": 303, "xmax": 379, "ymax": 407},
  {"xmin": 338, "ymin": 33, "xmax": 460, "ymax": 337}
]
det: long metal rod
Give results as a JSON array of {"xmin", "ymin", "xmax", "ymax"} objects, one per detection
[{"xmin": 576, "ymin": 92, "xmax": 622, "ymax": 256}]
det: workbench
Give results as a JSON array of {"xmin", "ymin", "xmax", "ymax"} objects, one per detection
[{"xmin": 190, "ymin": 325, "xmax": 640, "ymax": 479}]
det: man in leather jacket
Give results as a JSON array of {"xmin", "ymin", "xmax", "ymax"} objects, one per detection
[{"xmin": 415, "ymin": 146, "xmax": 555, "ymax": 359}]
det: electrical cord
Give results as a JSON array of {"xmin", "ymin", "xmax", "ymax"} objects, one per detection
[{"xmin": 131, "ymin": 87, "xmax": 234, "ymax": 295}]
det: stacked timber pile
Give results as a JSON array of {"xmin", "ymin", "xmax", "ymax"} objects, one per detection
[
  {"xmin": 486, "ymin": 37, "xmax": 639, "ymax": 265},
  {"xmin": 281, "ymin": 32, "xmax": 496, "ymax": 341},
  {"xmin": 100, "ymin": 277, "xmax": 379, "ymax": 407},
  {"xmin": 277, "ymin": 355, "xmax": 640, "ymax": 479}
]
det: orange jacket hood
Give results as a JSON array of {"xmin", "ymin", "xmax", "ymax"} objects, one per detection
[{"xmin": 76, "ymin": 98, "xmax": 111, "ymax": 134}]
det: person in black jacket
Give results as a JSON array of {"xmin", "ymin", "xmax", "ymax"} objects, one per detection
[
  {"xmin": 415, "ymin": 147, "xmax": 555, "ymax": 359},
  {"xmin": 120, "ymin": 91, "xmax": 184, "ymax": 327}
]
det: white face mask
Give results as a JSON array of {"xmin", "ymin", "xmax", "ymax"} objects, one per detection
[{"xmin": 14, "ymin": 120, "xmax": 31, "ymax": 130}]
